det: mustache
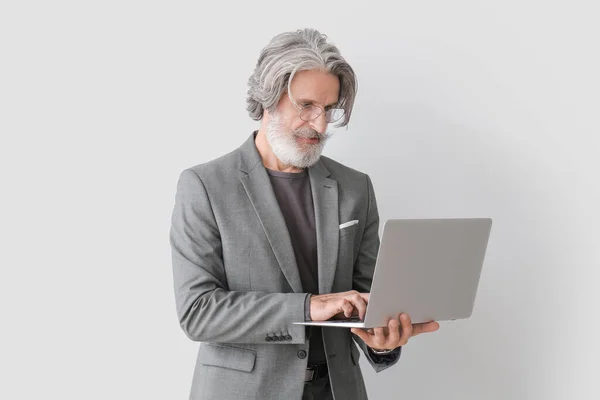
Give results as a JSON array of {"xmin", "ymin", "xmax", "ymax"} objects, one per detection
[{"xmin": 292, "ymin": 127, "xmax": 334, "ymax": 141}]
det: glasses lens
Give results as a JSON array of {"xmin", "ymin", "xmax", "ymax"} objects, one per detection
[
  {"xmin": 326, "ymin": 108, "xmax": 345, "ymax": 123},
  {"xmin": 300, "ymin": 105, "xmax": 321, "ymax": 121}
]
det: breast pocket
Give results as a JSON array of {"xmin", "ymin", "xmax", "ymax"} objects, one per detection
[
  {"xmin": 339, "ymin": 220, "xmax": 359, "ymax": 239},
  {"xmin": 338, "ymin": 220, "xmax": 360, "ymax": 288}
]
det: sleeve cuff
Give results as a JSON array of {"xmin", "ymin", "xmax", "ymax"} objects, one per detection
[
  {"xmin": 368, "ymin": 346, "xmax": 401, "ymax": 361},
  {"xmin": 304, "ymin": 294, "xmax": 312, "ymax": 322}
]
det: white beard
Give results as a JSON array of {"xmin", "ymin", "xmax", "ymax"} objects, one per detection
[{"xmin": 265, "ymin": 114, "xmax": 331, "ymax": 169}]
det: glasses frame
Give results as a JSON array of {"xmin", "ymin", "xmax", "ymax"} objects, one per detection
[{"xmin": 288, "ymin": 93, "xmax": 345, "ymax": 124}]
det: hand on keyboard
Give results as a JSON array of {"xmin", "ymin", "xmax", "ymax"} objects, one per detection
[{"xmin": 309, "ymin": 291, "xmax": 369, "ymax": 322}]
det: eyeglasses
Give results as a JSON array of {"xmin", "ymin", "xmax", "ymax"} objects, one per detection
[{"xmin": 293, "ymin": 102, "xmax": 345, "ymax": 124}]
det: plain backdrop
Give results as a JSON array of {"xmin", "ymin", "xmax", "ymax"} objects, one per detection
[{"xmin": 1, "ymin": 1, "xmax": 598, "ymax": 399}]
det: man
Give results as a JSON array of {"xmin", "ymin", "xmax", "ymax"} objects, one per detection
[{"xmin": 170, "ymin": 28, "xmax": 439, "ymax": 400}]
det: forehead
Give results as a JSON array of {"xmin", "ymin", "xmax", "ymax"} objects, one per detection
[{"xmin": 289, "ymin": 69, "xmax": 340, "ymax": 105}]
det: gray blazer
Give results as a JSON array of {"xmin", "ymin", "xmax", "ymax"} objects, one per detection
[{"xmin": 170, "ymin": 133, "xmax": 400, "ymax": 400}]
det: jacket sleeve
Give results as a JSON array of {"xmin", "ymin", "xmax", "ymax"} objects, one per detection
[
  {"xmin": 351, "ymin": 173, "xmax": 402, "ymax": 372},
  {"xmin": 170, "ymin": 168, "xmax": 308, "ymax": 344}
]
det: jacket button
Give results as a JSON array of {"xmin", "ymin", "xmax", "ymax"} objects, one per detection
[{"xmin": 297, "ymin": 350, "xmax": 307, "ymax": 359}]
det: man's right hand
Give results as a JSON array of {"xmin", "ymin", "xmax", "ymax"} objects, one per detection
[{"xmin": 309, "ymin": 291, "xmax": 370, "ymax": 322}]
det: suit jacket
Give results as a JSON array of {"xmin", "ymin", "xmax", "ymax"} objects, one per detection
[{"xmin": 170, "ymin": 132, "xmax": 401, "ymax": 400}]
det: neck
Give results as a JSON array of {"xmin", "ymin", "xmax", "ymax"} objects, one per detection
[{"xmin": 255, "ymin": 126, "xmax": 304, "ymax": 173}]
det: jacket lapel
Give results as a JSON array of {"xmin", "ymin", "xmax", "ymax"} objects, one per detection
[
  {"xmin": 308, "ymin": 160, "xmax": 339, "ymax": 294},
  {"xmin": 238, "ymin": 133, "xmax": 304, "ymax": 293}
]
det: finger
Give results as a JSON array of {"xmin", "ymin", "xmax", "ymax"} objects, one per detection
[
  {"xmin": 340, "ymin": 299, "xmax": 354, "ymax": 318},
  {"xmin": 347, "ymin": 293, "xmax": 368, "ymax": 320},
  {"xmin": 413, "ymin": 321, "xmax": 440, "ymax": 336},
  {"xmin": 386, "ymin": 318, "xmax": 400, "ymax": 345},
  {"xmin": 373, "ymin": 327, "xmax": 387, "ymax": 348},
  {"xmin": 358, "ymin": 293, "xmax": 370, "ymax": 303},
  {"xmin": 351, "ymin": 328, "xmax": 371, "ymax": 343},
  {"xmin": 398, "ymin": 313, "xmax": 413, "ymax": 344}
]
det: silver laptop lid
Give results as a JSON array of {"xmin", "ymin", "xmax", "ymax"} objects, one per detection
[{"xmin": 363, "ymin": 218, "xmax": 492, "ymax": 327}]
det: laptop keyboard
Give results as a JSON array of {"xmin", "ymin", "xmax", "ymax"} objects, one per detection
[{"xmin": 326, "ymin": 316, "xmax": 363, "ymax": 323}]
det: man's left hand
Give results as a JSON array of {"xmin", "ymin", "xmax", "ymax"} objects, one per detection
[{"xmin": 351, "ymin": 313, "xmax": 440, "ymax": 351}]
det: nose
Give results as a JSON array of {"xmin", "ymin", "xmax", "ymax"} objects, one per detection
[{"xmin": 309, "ymin": 111, "xmax": 328, "ymax": 135}]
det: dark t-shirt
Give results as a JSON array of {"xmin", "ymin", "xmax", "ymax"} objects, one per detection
[{"xmin": 266, "ymin": 167, "xmax": 326, "ymax": 365}]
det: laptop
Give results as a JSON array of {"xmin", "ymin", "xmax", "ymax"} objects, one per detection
[{"xmin": 293, "ymin": 218, "xmax": 492, "ymax": 328}]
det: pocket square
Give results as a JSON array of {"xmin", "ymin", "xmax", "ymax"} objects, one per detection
[{"xmin": 339, "ymin": 220, "xmax": 359, "ymax": 229}]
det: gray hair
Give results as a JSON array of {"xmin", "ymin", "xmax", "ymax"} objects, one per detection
[{"xmin": 246, "ymin": 28, "xmax": 357, "ymax": 127}]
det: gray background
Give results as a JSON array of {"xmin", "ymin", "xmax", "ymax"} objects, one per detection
[{"xmin": 1, "ymin": 1, "xmax": 598, "ymax": 399}]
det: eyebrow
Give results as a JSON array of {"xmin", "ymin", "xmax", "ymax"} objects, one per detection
[{"xmin": 297, "ymin": 98, "xmax": 339, "ymax": 108}]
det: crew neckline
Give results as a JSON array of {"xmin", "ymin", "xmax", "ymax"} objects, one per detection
[{"xmin": 265, "ymin": 167, "xmax": 308, "ymax": 179}]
